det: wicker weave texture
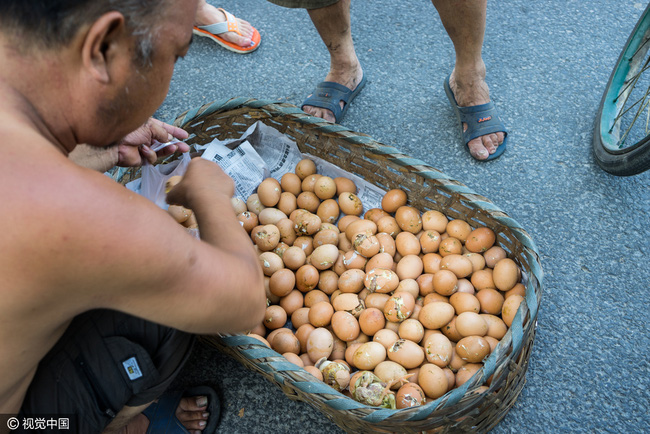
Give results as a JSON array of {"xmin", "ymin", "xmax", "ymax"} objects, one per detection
[{"xmin": 163, "ymin": 97, "xmax": 543, "ymax": 433}]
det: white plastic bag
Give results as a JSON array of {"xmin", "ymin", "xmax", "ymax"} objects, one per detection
[{"xmin": 136, "ymin": 152, "xmax": 191, "ymax": 210}]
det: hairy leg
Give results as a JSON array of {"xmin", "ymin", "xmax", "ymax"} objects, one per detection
[
  {"xmin": 303, "ymin": 0, "xmax": 364, "ymax": 122},
  {"xmin": 433, "ymin": 0, "xmax": 505, "ymax": 160}
]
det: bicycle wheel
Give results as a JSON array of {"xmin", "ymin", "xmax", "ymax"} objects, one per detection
[{"xmin": 593, "ymin": 3, "xmax": 650, "ymax": 176}]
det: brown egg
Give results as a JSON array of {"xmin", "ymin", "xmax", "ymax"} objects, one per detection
[
  {"xmin": 501, "ymin": 294, "xmax": 524, "ymax": 327},
  {"xmin": 258, "ymin": 252, "xmax": 284, "ymax": 276},
  {"xmin": 307, "ymin": 327, "xmax": 334, "ymax": 363},
  {"xmin": 384, "ymin": 292, "xmax": 416, "ymax": 323},
  {"xmin": 422, "ymin": 253, "xmax": 443, "ymax": 274},
  {"xmin": 269, "ymin": 268, "xmax": 296, "ymax": 297},
  {"xmin": 331, "ymin": 339, "xmax": 347, "ymax": 361},
  {"xmin": 464, "ymin": 253, "xmax": 486, "ymax": 273},
  {"xmin": 291, "ymin": 307, "xmax": 311, "ymax": 329},
  {"xmin": 395, "ymin": 232, "xmax": 421, "ymax": 256},
  {"xmin": 283, "ymin": 352, "xmax": 304, "ymax": 367},
  {"xmin": 293, "ymin": 236, "xmax": 315, "ymax": 256},
  {"xmin": 364, "ymin": 208, "xmax": 390, "ymax": 223},
  {"xmin": 246, "ymin": 193, "xmax": 265, "ymax": 215},
  {"xmin": 301, "ymin": 353, "xmax": 315, "ymax": 367},
  {"xmin": 331, "ymin": 311, "xmax": 360, "ymax": 342},
  {"xmin": 505, "ymin": 283, "xmax": 526, "ymax": 299},
  {"xmin": 279, "ymin": 290, "xmax": 304, "ymax": 315},
  {"xmin": 295, "ymin": 158, "xmax": 317, "ymax": 180},
  {"xmin": 395, "ymin": 255, "xmax": 424, "ymax": 280},
  {"xmin": 313, "ymin": 176, "xmax": 337, "ymax": 200},
  {"xmin": 455, "ymin": 312, "xmax": 488, "ymax": 337},
  {"xmin": 395, "ymin": 206, "xmax": 422, "ymax": 234},
  {"xmin": 316, "ymin": 199, "xmax": 340, "ymax": 225},
  {"xmin": 439, "ymin": 237, "xmax": 463, "ymax": 257},
  {"xmin": 334, "ymin": 177, "xmax": 357, "ymax": 195},
  {"xmin": 281, "ymin": 172, "xmax": 302, "ymax": 196},
  {"xmin": 484, "ymin": 336, "xmax": 500, "ymax": 353},
  {"xmin": 237, "ymin": 211, "xmax": 258, "ymax": 233},
  {"xmin": 358, "ymin": 307, "xmax": 386, "ymax": 336},
  {"xmin": 272, "ymin": 331, "xmax": 300, "ymax": 355},
  {"xmin": 331, "ymin": 293, "xmax": 365, "ymax": 317},
  {"xmin": 395, "ymin": 383, "xmax": 426, "ymax": 409},
  {"xmin": 257, "ymin": 178, "xmax": 281, "ymax": 208},
  {"xmin": 277, "ymin": 193, "xmax": 298, "ymax": 217},
  {"xmin": 317, "ymin": 270, "xmax": 339, "ymax": 295},
  {"xmin": 455, "ymin": 363, "xmax": 482, "ymax": 387},
  {"xmin": 381, "ymin": 189, "xmax": 408, "ymax": 213},
  {"xmin": 353, "ymin": 233, "xmax": 381, "ymax": 258},
  {"xmin": 376, "ymin": 216, "xmax": 401, "ymax": 238},
  {"xmin": 296, "ymin": 191, "xmax": 321, "ymax": 213},
  {"xmin": 423, "ymin": 293, "xmax": 449, "ymax": 305},
  {"xmin": 374, "ymin": 361, "xmax": 409, "ymax": 391},
  {"xmin": 480, "ymin": 314, "xmax": 508, "ymax": 340},
  {"xmin": 337, "ymin": 214, "xmax": 360, "ymax": 233},
  {"xmin": 445, "ymin": 219, "xmax": 472, "ymax": 243},
  {"xmin": 447, "ymin": 345, "xmax": 466, "ymax": 372},
  {"xmin": 338, "ymin": 192, "xmax": 364, "ymax": 216},
  {"xmin": 456, "ymin": 336, "xmax": 490, "ymax": 363},
  {"xmin": 365, "ymin": 252, "xmax": 394, "ymax": 273},
  {"xmin": 492, "ymin": 258, "xmax": 520, "ymax": 291},
  {"xmin": 304, "ymin": 289, "xmax": 329, "ymax": 307},
  {"xmin": 441, "ymin": 316, "xmax": 462, "ymax": 343},
  {"xmin": 456, "ymin": 278, "xmax": 476, "ymax": 294},
  {"xmin": 364, "ymin": 268, "xmax": 400, "ymax": 294},
  {"xmin": 231, "ymin": 197, "xmax": 247, "ymax": 215},
  {"xmin": 465, "ymin": 227, "xmax": 496, "ymax": 253},
  {"xmin": 395, "ymin": 279, "xmax": 419, "ymax": 300},
  {"xmin": 276, "ymin": 218, "xmax": 297, "ymax": 245},
  {"xmin": 419, "ymin": 302, "xmax": 455, "ymax": 330},
  {"xmin": 419, "ymin": 230, "xmax": 442, "ymax": 254},
  {"xmin": 432, "ymin": 269, "xmax": 458, "ymax": 296},
  {"xmin": 293, "ymin": 210, "xmax": 322, "ymax": 236},
  {"xmin": 471, "ymin": 269, "xmax": 495, "ymax": 291},
  {"xmin": 337, "ymin": 269, "xmax": 366, "ymax": 294},
  {"xmin": 386, "ymin": 339, "xmax": 425, "ymax": 370},
  {"xmin": 422, "ymin": 210, "xmax": 448, "ymax": 233},
  {"xmin": 375, "ymin": 232, "xmax": 397, "ymax": 256},
  {"xmin": 264, "ymin": 305, "xmax": 287, "ymax": 330},
  {"xmin": 282, "ymin": 245, "xmax": 307, "ymax": 270},
  {"xmin": 343, "ymin": 250, "xmax": 367, "ymax": 270},
  {"xmin": 313, "ymin": 229, "xmax": 339, "ymax": 249},
  {"xmin": 373, "ymin": 328, "xmax": 400, "ymax": 350},
  {"xmin": 418, "ymin": 364, "xmax": 448, "ymax": 399},
  {"xmin": 337, "ymin": 233, "xmax": 353, "ymax": 253},
  {"xmin": 295, "ymin": 323, "xmax": 315, "ymax": 353},
  {"xmin": 415, "ymin": 273, "xmax": 434, "ymax": 296},
  {"xmin": 440, "ymin": 254, "xmax": 474, "ymax": 278},
  {"xmin": 449, "ymin": 292, "xmax": 481, "ymax": 315},
  {"xmin": 345, "ymin": 219, "xmax": 378, "ymax": 241},
  {"xmin": 423, "ymin": 333, "xmax": 453, "ymax": 368},
  {"xmin": 295, "ymin": 264, "xmax": 320, "ymax": 292},
  {"xmin": 364, "ymin": 292, "xmax": 390, "ymax": 310},
  {"xmin": 353, "ymin": 341, "xmax": 387, "ymax": 370},
  {"xmin": 476, "ymin": 288, "xmax": 505, "ymax": 315},
  {"xmin": 483, "ymin": 246, "xmax": 507, "ymax": 268},
  {"xmin": 310, "ymin": 244, "xmax": 339, "ymax": 271},
  {"xmin": 398, "ymin": 318, "xmax": 424, "ymax": 343}
]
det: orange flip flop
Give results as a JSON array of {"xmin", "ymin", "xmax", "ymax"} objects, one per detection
[{"xmin": 193, "ymin": 8, "xmax": 261, "ymax": 54}]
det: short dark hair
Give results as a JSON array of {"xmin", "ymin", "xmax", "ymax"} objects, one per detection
[{"xmin": 0, "ymin": 0, "xmax": 170, "ymax": 65}]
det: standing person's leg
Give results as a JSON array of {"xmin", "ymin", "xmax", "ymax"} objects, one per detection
[
  {"xmin": 433, "ymin": 0, "xmax": 506, "ymax": 160},
  {"xmin": 301, "ymin": 0, "xmax": 365, "ymax": 123},
  {"xmin": 194, "ymin": 0, "xmax": 261, "ymax": 53}
]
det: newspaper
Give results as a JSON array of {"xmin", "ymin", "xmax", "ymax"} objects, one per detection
[{"xmin": 199, "ymin": 121, "xmax": 386, "ymax": 212}]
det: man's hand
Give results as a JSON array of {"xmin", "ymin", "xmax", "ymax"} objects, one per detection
[
  {"xmin": 117, "ymin": 118, "xmax": 191, "ymax": 167},
  {"xmin": 166, "ymin": 158, "xmax": 235, "ymax": 211}
]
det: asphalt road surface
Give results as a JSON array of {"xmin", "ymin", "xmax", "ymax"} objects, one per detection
[{"xmin": 162, "ymin": 1, "xmax": 650, "ymax": 432}]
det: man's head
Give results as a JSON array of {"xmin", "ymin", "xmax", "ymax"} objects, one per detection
[
  {"xmin": 0, "ymin": 0, "xmax": 197, "ymax": 148},
  {"xmin": 0, "ymin": 0, "xmax": 171, "ymax": 66}
]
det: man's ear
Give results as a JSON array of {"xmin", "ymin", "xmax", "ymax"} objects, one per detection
[{"xmin": 81, "ymin": 11, "xmax": 128, "ymax": 84}]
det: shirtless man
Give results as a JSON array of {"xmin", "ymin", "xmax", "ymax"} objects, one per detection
[{"xmin": 0, "ymin": 0, "xmax": 265, "ymax": 433}]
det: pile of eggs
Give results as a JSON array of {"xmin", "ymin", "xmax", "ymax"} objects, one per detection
[{"xmin": 169, "ymin": 159, "xmax": 526, "ymax": 409}]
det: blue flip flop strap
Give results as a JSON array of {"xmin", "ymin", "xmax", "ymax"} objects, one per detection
[
  {"xmin": 301, "ymin": 81, "xmax": 353, "ymax": 120},
  {"xmin": 457, "ymin": 102, "xmax": 508, "ymax": 143},
  {"xmin": 143, "ymin": 391, "xmax": 188, "ymax": 434}
]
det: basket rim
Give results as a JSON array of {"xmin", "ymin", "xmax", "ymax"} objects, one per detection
[{"xmin": 170, "ymin": 96, "xmax": 544, "ymax": 428}]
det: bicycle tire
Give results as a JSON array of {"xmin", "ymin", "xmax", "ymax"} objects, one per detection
[{"xmin": 593, "ymin": 3, "xmax": 650, "ymax": 176}]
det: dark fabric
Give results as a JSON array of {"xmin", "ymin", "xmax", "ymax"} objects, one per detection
[
  {"xmin": 18, "ymin": 310, "xmax": 194, "ymax": 434},
  {"xmin": 266, "ymin": 0, "xmax": 339, "ymax": 10}
]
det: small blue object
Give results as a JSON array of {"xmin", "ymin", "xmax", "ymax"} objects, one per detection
[
  {"xmin": 443, "ymin": 75, "xmax": 508, "ymax": 161},
  {"xmin": 301, "ymin": 74, "xmax": 367, "ymax": 123},
  {"xmin": 143, "ymin": 386, "xmax": 220, "ymax": 433}
]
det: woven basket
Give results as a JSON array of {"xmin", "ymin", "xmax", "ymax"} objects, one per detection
[{"xmin": 122, "ymin": 97, "xmax": 543, "ymax": 433}]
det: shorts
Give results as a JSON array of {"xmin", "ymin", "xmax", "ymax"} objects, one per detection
[
  {"xmin": 266, "ymin": 0, "xmax": 340, "ymax": 10},
  {"xmin": 17, "ymin": 310, "xmax": 194, "ymax": 434}
]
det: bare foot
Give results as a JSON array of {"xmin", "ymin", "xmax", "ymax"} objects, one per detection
[
  {"xmin": 119, "ymin": 395, "xmax": 211, "ymax": 434},
  {"xmin": 302, "ymin": 66, "xmax": 364, "ymax": 123},
  {"xmin": 195, "ymin": 2, "xmax": 255, "ymax": 48},
  {"xmin": 448, "ymin": 67, "xmax": 506, "ymax": 160}
]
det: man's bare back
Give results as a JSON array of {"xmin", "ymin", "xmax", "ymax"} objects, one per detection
[{"xmin": 0, "ymin": 0, "xmax": 265, "ymax": 429}]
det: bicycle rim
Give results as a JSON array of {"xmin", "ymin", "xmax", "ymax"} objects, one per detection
[{"xmin": 595, "ymin": 4, "xmax": 650, "ymax": 175}]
